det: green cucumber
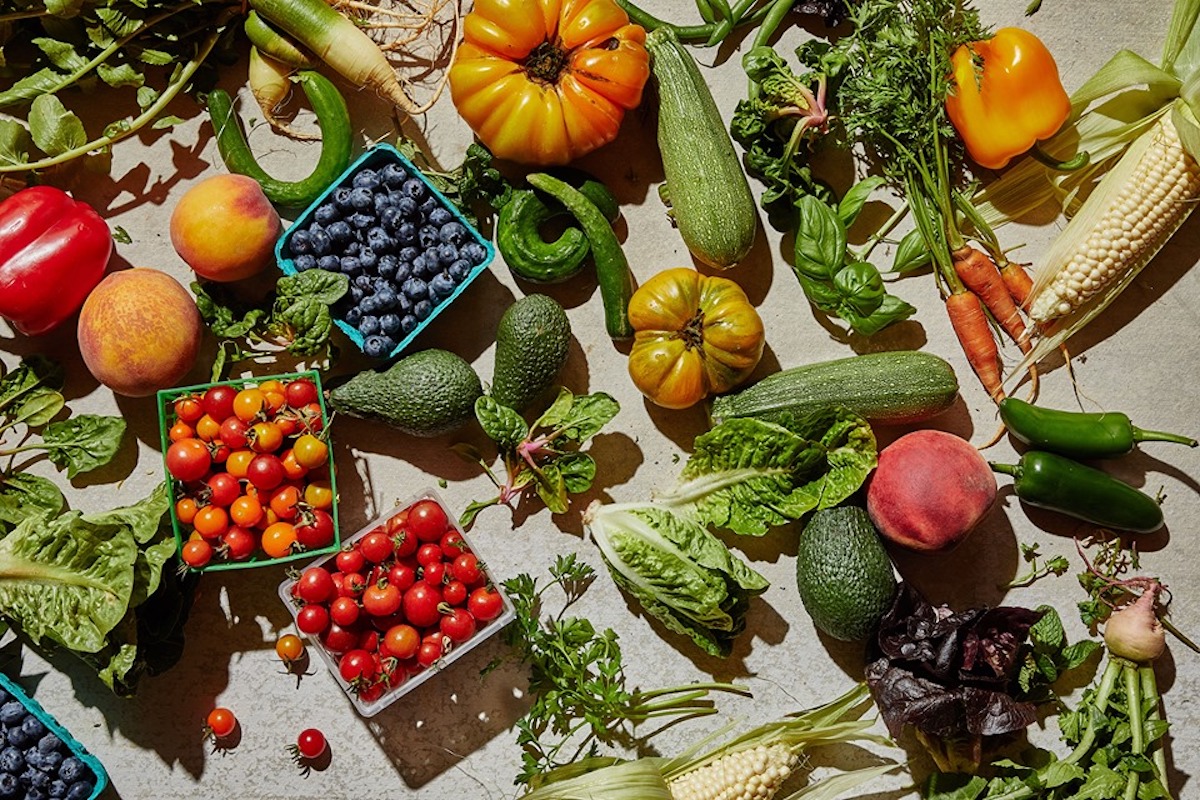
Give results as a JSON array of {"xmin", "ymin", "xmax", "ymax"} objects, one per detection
[
  {"xmin": 497, "ymin": 178, "xmax": 619, "ymax": 284},
  {"xmin": 711, "ymin": 351, "xmax": 959, "ymax": 426},
  {"xmin": 646, "ymin": 27, "xmax": 757, "ymax": 269}
]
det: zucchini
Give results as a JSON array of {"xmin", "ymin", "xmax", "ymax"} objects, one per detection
[
  {"xmin": 710, "ymin": 351, "xmax": 959, "ymax": 426},
  {"xmin": 646, "ymin": 27, "xmax": 757, "ymax": 270},
  {"xmin": 497, "ymin": 178, "xmax": 619, "ymax": 284}
]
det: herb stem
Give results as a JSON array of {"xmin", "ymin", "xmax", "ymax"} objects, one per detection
[
  {"xmin": 1065, "ymin": 657, "xmax": 1123, "ymax": 765},
  {"xmin": 1126, "ymin": 663, "xmax": 1145, "ymax": 756},
  {"xmin": 0, "ymin": 9, "xmax": 48, "ymax": 22},
  {"xmin": 637, "ymin": 681, "xmax": 750, "ymax": 701},
  {"xmin": 1140, "ymin": 665, "xmax": 1171, "ymax": 791},
  {"xmin": 852, "ymin": 203, "xmax": 908, "ymax": 262}
]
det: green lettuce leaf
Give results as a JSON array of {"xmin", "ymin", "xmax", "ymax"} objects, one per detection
[
  {"xmin": 0, "ymin": 474, "xmax": 64, "ymax": 530},
  {"xmin": 585, "ymin": 502, "xmax": 768, "ymax": 657}
]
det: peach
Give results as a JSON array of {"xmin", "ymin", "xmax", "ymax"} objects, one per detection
[
  {"xmin": 170, "ymin": 174, "xmax": 280, "ymax": 282},
  {"xmin": 78, "ymin": 269, "xmax": 203, "ymax": 397}
]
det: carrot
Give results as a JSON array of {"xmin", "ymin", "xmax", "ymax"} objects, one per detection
[
  {"xmin": 946, "ymin": 290, "xmax": 1005, "ymax": 402},
  {"xmin": 999, "ymin": 260, "xmax": 1034, "ymax": 307},
  {"xmin": 952, "ymin": 245, "xmax": 1031, "ymax": 354}
]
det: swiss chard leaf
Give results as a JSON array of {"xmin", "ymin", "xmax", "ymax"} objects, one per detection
[
  {"xmin": 476, "ymin": 396, "xmax": 529, "ymax": 450},
  {"xmin": 0, "ymin": 473, "xmax": 65, "ymax": 529},
  {"xmin": 535, "ymin": 389, "xmax": 620, "ymax": 444},
  {"xmin": 41, "ymin": 414, "xmax": 126, "ymax": 478}
]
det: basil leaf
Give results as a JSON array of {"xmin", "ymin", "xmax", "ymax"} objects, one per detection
[
  {"xmin": 840, "ymin": 294, "xmax": 916, "ymax": 337},
  {"xmin": 41, "ymin": 414, "xmax": 127, "ymax": 478},
  {"xmin": 833, "ymin": 261, "xmax": 886, "ymax": 316},
  {"xmin": 794, "ymin": 273, "xmax": 842, "ymax": 311},
  {"xmin": 793, "ymin": 195, "xmax": 846, "ymax": 281},
  {"xmin": 837, "ymin": 176, "xmax": 886, "ymax": 227},
  {"xmin": 29, "ymin": 94, "xmax": 87, "ymax": 156},
  {"xmin": 890, "ymin": 226, "xmax": 932, "ymax": 272},
  {"xmin": 475, "ymin": 396, "xmax": 529, "ymax": 450},
  {"xmin": 0, "ymin": 473, "xmax": 65, "ymax": 528}
]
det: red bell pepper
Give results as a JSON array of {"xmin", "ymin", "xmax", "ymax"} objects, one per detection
[{"xmin": 0, "ymin": 186, "xmax": 112, "ymax": 335}]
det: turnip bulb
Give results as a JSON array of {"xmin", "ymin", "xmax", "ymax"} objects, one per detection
[{"xmin": 1104, "ymin": 582, "xmax": 1166, "ymax": 663}]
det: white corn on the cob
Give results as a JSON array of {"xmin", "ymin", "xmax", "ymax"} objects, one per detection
[
  {"xmin": 1027, "ymin": 112, "xmax": 1200, "ymax": 325},
  {"xmin": 667, "ymin": 743, "xmax": 799, "ymax": 800}
]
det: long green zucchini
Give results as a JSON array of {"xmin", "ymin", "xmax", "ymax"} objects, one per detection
[
  {"xmin": 710, "ymin": 351, "xmax": 960, "ymax": 426},
  {"xmin": 646, "ymin": 27, "xmax": 758, "ymax": 269}
]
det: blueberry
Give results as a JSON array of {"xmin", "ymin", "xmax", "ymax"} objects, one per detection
[
  {"xmin": 57, "ymin": 758, "xmax": 85, "ymax": 785},
  {"xmin": 65, "ymin": 783, "xmax": 92, "ymax": 800},
  {"xmin": 395, "ymin": 196, "xmax": 419, "ymax": 218},
  {"xmin": 23, "ymin": 767, "xmax": 50, "ymax": 789},
  {"xmin": 418, "ymin": 225, "xmax": 440, "ymax": 249},
  {"xmin": 428, "ymin": 207, "xmax": 453, "ymax": 227},
  {"xmin": 293, "ymin": 254, "xmax": 317, "ymax": 272},
  {"xmin": 332, "ymin": 186, "xmax": 355, "ymax": 211},
  {"xmin": 288, "ymin": 229, "xmax": 312, "ymax": 255},
  {"xmin": 343, "ymin": 241, "xmax": 361, "ymax": 256},
  {"xmin": 400, "ymin": 314, "xmax": 419, "ymax": 335},
  {"xmin": 317, "ymin": 254, "xmax": 341, "ymax": 272},
  {"xmin": 396, "ymin": 222, "xmax": 417, "ymax": 247},
  {"xmin": 379, "ymin": 313, "xmax": 401, "ymax": 336},
  {"xmin": 37, "ymin": 734, "xmax": 61, "ymax": 755},
  {"xmin": 309, "ymin": 230, "xmax": 332, "ymax": 256},
  {"xmin": 402, "ymin": 277, "xmax": 428, "ymax": 302},
  {"xmin": 339, "ymin": 256, "xmax": 362, "ymax": 276},
  {"xmin": 0, "ymin": 773, "xmax": 16, "ymax": 800},
  {"xmin": 358, "ymin": 246, "xmax": 378, "ymax": 272},
  {"xmin": 380, "ymin": 207, "xmax": 403, "ymax": 232},
  {"xmin": 25, "ymin": 749, "xmax": 46, "ymax": 770},
  {"xmin": 359, "ymin": 294, "xmax": 380, "ymax": 315},
  {"xmin": 372, "ymin": 193, "xmax": 394, "ymax": 214},
  {"xmin": 378, "ymin": 255, "xmax": 398, "ymax": 281},
  {"xmin": 394, "ymin": 260, "xmax": 412, "ymax": 283},
  {"xmin": 439, "ymin": 221, "xmax": 468, "ymax": 246},
  {"xmin": 7, "ymin": 727, "xmax": 32, "ymax": 748},
  {"xmin": 419, "ymin": 196, "xmax": 439, "ymax": 218},
  {"xmin": 358, "ymin": 315, "xmax": 381, "ymax": 337},
  {"xmin": 413, "ymin": 299, "xmax": 434, "ymax": 320},
  {"xmin": 366, "ymin": 227, "xmax": 394, "ymax": 254},
  {"xmin": 461, "ymin": 241, "xmax": 489, "ymax": 264},
  {"xmin": 38, "ymin": 751, "xmax": 62, "ymax": 774},
  {"xmin": 349, "ymin": 286, "xmax": 365, "ymax": 304},
  {"xmin": 343, "ymin": 306, "xmax": 363, "ymax": 327},
  {"xmin": 352, "ymin": 169, "xmax": 380, "ymax": 190},
  {"xmin": 348, "ymin": 211, "xmax": 375, "ymax": 230},
  {"xmin": 353, "ymin": 274, "xmax": 373, "ymax": 290},
  {"xmin": 399, "ymin": 246, "xmax": 420, "ymax": 263},
  {"xmin": 0, "ymin": 704, "xmax": 24, "ymax": 727},
  {"xmin": 397, "ymin": 294, "xmax": 413, "ymax": 316},
  {"xmin": 362, "ymin": 335, "xmax": 394, "ymax": 358},
  {"xmin": 437, "ymin": 242, "xmax": 460, "ymax": 266},
  {"xmin": 448, "ymin": 258, "xmax": 473, "ymax": 282},
  {"xmin": 47, "ymin": 780, "xmax": 66, "ymax": 799},
  {"xmin": 0, "ymin": 691, "xmax": 9, "ymax": 706},
  {"xmin": 430, "ymin": 272, "xmax": 457, "ymax": 300},
  {"xmin": 381, "ymin": 163, "xmax": 409, "ymax": 187},
  {"xmin": 327, "ymin": 220, "xmax": 354, "ymax": 244},
  {"xmin": 401, "ymin": 178, "xmax": 427, "ymax": 201},
  {"xmin": 26, "ymin": 788, "xmax": 48, "ymax": 800},
  {"xmin": 413, "ymin": 255, "xmax": 437, "ymax": 280},
  {"xmin": 314, "ymin": 203, "xmax": 341, "ymax": 226},
  {"xmin": 0, "ymin": 745, "xmax": 25, "ymax": 773},
  {"xmin": 375, "ymin": 286, "xmax": 398, "ymax": 310}
]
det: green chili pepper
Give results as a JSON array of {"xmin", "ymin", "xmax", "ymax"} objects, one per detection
[
  {"xmin": 991, "ymin": 451, "xmax": 1164, "ymax": 533},
  {"xmin": 999, "ymin": 398, "xmax": 1197, "ymax": 459},
  {"xmin": 497, "ymin": 177, "xmax": 619, "ymax": 284},
  {"xmin": 208, "ymin": 70, "xmax": 352, "ymax": 209}
]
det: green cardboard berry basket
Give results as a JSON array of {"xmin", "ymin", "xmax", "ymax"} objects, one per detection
[{"xmin": 155, "ymin": 370, "xmax": 340, "ymax": 571}]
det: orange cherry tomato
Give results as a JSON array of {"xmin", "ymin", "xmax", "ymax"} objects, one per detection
[
  {"xmin": 173, "ymin": 395, "xmax": 204, "ymax": 424},
  {"xmin": 175, "ymin": 497, "xmax": 199, "ymax": 525},
  {"xmin": 292, "ymin": 434, "xmax": 328, "ymax": 470},
  {"xmin": 258, "ymin": 379, "xmax": 285, "ymax": 395},
  {"xmin": 169, "ymin": 421, "xmax": 194, "ymax": 443},
  {"xmin": 261, "ymin": 522, "xmax": 298, "ymax": 559},
  {"xmin": 304, "ymin": 480, "xmax": 334, "ymax": 511},
  {"xmin": 233, "ymin": 388, "xmax": 265, "ymax": 422},
  {"xmin": 181, "ymin": 538, "xmax": 213, "ymax": 569},
  {"xmin": 269, "ymin": 484, "xmax": 302, "ymax": 521},
  {"xmin": 263, "ymin": 390, "xmax": 287, "ymax": 414},
  {"xmin": 249, "ymin": 421, "xmax": 284, "ymax": 453},
  {"xmin": 225, "ymin": 449, "xmax": 254, "ymax": 479},
  {"xmin": 193, "ymin": 505, "xmax": 230, "ymax": 539},
  {"xmin": 281, "ymin": 449, "xmax": 309, "ymax": 481},
  {"xmin": 195, "ymin": 414, "xmax": 221, "ymax": 442},
  {"xmin": 230, "ymin": 494, "xmax": 264, "ymax": 527}
]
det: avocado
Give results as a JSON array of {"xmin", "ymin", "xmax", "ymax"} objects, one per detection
[
  {"xmin": 491, "ymin": 294, "xmax": 571, "ymax": 411},
  {"xmin": 328, "ymin": 348, "xmax": 482, "ymax": 437},
  {"xmin": 796, "ymin": 506, "xmax": 897, "ymax": 642}
]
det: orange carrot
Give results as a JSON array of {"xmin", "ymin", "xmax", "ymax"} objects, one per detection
[
  {"xmin": 952, "ymin": 246, "xmax": 1031, "ymax": 354},
  {"xmin": 999, "ymin": 260, "xmax": 1034, "ymax": 307},
  {"xmin": 946, "ymin": 289, "xmax": 1005, "ymax": 402}
]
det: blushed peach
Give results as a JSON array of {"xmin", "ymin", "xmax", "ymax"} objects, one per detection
[{"xmin": 170, "ymin": 174, "xmax": 280, "ymax": 282}]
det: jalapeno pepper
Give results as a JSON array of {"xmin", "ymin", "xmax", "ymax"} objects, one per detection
[
  {"xmin": 991, "ymin": 451, "xmax": 1164, "ymax": 533},
  {"xmin": 999, "ymin": 398, "xmax": 1197, "ymax": 459}
]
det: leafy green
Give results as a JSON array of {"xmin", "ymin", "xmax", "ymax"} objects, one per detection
[
  {"xmin": 460, "ymin": 389, "xmax": 619, "ymax": 528},
  {"xmin": 655, "ymin": 410, "xmax": 876, "ymax": 536},
  {"xmin": 40, "ymin": 415, "xmax": 126, "ymax": 478},
  {"xmin": 1005, "ymin": 542, "xmax": 1072, "ymax": 589},
  {"xmin": 584, "ymin": 502, "xmax": 768, "ymax": 657},
  {"xmin": 396, "ymin": 138, "xmax": 512, "ymax": 228},
  {"xmin": 0, "ymin": 474, "xmax": 64, "ymax": 530}
]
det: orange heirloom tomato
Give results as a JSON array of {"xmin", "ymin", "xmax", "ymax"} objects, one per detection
[
  {"xmin": 627, "ymin": 268, "xmax": 764, "ymax": 409},
  {"xmin": 449, "ymin": 0, "xmax": 650, "ymax": 165}
]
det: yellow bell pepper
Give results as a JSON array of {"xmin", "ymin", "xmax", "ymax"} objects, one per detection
[{"xmin": 946, "ymin": 27, "xmax": 1071, "ymax": 170}]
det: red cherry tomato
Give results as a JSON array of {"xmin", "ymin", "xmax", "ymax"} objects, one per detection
[
  {"xmin": 440, "ymin": 607, "xmax": 476, "ymax": 643},
  {"xmin": 416, "ymin": 638, "xmax": 443, "ymax": 668},
  {"xmin": 166, "ymin": 438, "xmax": 211, "ymax": 482},
  {"xmin": 387, "ymin": 561, "xmax": 416, "ymax": 593},
  {"xmin": 246, "ymin": 454, "xmax": 285, "ymax": 491},
  {"xmin": 294, "ymin": 728, "xmax": 327, "ymax": 760},
  {"xmin": 295, "ymin": 509, "xmax": 335, "ymax": 551},
  {"xmin": 205, "ymin": 707, "xmax": 237, "ymax": 740},
  {"xmin": 416, "ymin": 543, "xmax": 443, "ymax": 567},
  {"xmin": 383, "ymin": 624, "xmax": 420, "ymax": 660},
  {"xmin": 219, "ymin": 416, "xmax": 250, "ymax": 449},
  {"xmin": 393, "ymin": 529, "xmax": 417, "ymax": 558},
  {"xmin": 296, "ymin": 567, "xmax": 336, "ymax": 604},
  {"xmin": 174, "ymin": 395, "xmax": 204, "ymax": 424},
  {"xmin": 338, "ymin": 649, "xmax": 377, "ymax": 684},
  {"xmin": 451, "ymin": 553, "xmax": 483, "ymax": 586},
  {"xmin": 407, "ymin": 499, "xmax": 448, "ymax": 542},
  {"xmin": 285, "ymin": 379, "xmax": 319, "ymax": 409},
  {"xmin": 202, "ymin": 385, "xmax": 236, "ymax": 421},
  {"xmin": 442, "ymin": 579, "xmax": 468, "ymax": 607},
  {"xmin": 320, "ymin": 622, "xmax": 359, "ymax": 655},
  {"xmin": 468, "ymin": 587, "xmax": 504, "ymax": 622},
  {"xmin": 335, "ymin": 547, "xmax": 365, "ymax": 575},
  {"xmin": 362, "ymin": 582, "xmax": 401, "ymax": 617},
  {"xmin": 422, "ymin": 561, "xmax": 447, "ymax": 587},
  {"xmin": 360, "ymin": 530, "xmax": 394, "ymax": 564},
  {"xmin": 181, "ymin": 539, "xmax": 213, "ymax": 569},
  {"xmin": 206, "ymin": 472, "xmax": 240, "ymax": 508},
  {"xmin": 296, "ymin": 604, "xmax": 330, "ymax": 636},
  {"xmin": 402, "ymin": 582, "xmax": 442, "ymax": 628},
  {"xmin": 329, "ymin": 596, "xmax": 360, "ymax": 627},
  {"xmin": 439, "ymin": 530, "xmax": 467, "ymax": 558},
  {"xmin": 221, "ymin": 525, "xmax": 257, "ymax": 561}
]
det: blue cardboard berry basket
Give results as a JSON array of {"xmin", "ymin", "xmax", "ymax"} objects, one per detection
[
  {"xmin": 274, "ymin": 143, "xmax": 496, "ymax": 361},
  {"xmin": 0, "ymin": 672, "xmax": 107, "ymax": 800}
]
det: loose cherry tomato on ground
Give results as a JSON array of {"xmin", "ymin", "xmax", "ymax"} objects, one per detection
[
  {"xmin": 233, "ymin": 388, "xmax": 265, "ymax": 422},
  {"xmin": 193, "ymin": 506, "xmax": 229, "ymax": 540},
  {"xmin": 296, "ymin": 566, "xmax": 336, "ymax": 604},
  {"xmin": 285, "ymin": 379, "xmax": 319, "ymax": 409},
  {"xmin": 204, "ymin": 708, "xmax": 237, "ymax": 741},
  {"xmin": 247, "ymin": 454, "xmax": 285, "ymax": 491},
  {"xmin": 439, "ymin": 530, "xmax": 467, "ymax": 558},
  {"xmin": 383, "ymin": 624, "xmax": 420, "ymax": 660},
  {"xmin": 320, "ymin": 622, "xmax": 359, "ymax": 655},
  {"xmin": 451, "ymin": 553, "xmax": 483, "ymax": 586},
  {"xmin": 269, "ymin": 484, "xmax": 302, "ymax": 521},
  {"xmin": 359, "ymin": 531, "xmax": 393, "ymax": 564},
  {"xmin": 338, "ymin": 649, "xmax": 377, "ymax": 684},
  {"xmin": 230, "ymin": 494, "xmax": 264, "ymax": 527},
  {"xmin": 181, "ymin": 539, "xmax": 213, "ymax": 569},
  {"xmin": 362, "ymin": 582, "xmax": 401, "ymax": 617},
  {"xmin": 329, "ymin": 596, "xmax": 360, "ymax": 627},
  {"xmin": 440, "ymin": 607, "xmax": 477, "ymax": 643},
  {"xmin": 218, "ymin": 416, "xmax": 249, "ymax": 449},
  {"xmin": 174, "ymin": 395, "xmax": 204, "ymax": 424},
  {"xmin": 195, "ymin": 414, "xmax": 221, "ymax": 442},
  {"xmin": 292, "ymin": 433, "xmax": 329, "ymax": 469},
  {"xmin": 276, "ymin": 633, "xmax": 305, "ymax": 665},
  {"xmin": 221, "ymin": 525, "xmax": 257, "ymax": 561},
  {"xmin": 203, "ymin": 385, "xmax": 236, "ymax": 420},
  {"xmin": 416, "ymin": 543, "xmax": 443, "ymax": 568},
  {"xmin": 442, "ymin": 579, "xmax": 468, "ymax": 607},
  {"xmin": 335, "ymin": 547, "xmax": 365, "ymax": 575},
  {"xmin": 387, "ymin": 561, "xmax": 416, "ymax": 593},
  {"xmin": 469, "ymin": 587, "xmax": 504, "ymax": 622},
  {"xmin": 168, "ymin": 421, "xmax": 194, "ymax": 443},
  {"xmin": 225, "ymin": 449, "xmax": 254, "ymax": 479},
  {"xmin": 249, "ymin": 421, "xmax": 284, "ymax": 454},
  {"xmin": 206, "ymin": 473, "xmax": 240, "ymax": 508},
  {"xmin": 280, "ymin": 449, "xmax": 308, "ymax": 481},
  {"xmin": 296, "ymin": 603, "xmax": 330, "ymax": 635},
  {"xmin": 262, "ymin": 521, "xmax": 297, "ymax": 558},
  {"xmin": 422, "ymin": 561, "xmax": 447, "ymax": 587},
  {"xmin": 402, "ymin": 582, "xmax": 442, "ymax": 628},
  {"xmin": 175, "ymin": 497, "xmax": 198, "ymax": 525},
  {"xmin": 292, "ymin": 728, "xmax": 327, "ymax": 760},
  {"xmin": 303, "ymin": 480, "xmax": 333, "ymax": 510},
  {"xmin": 408, "ymin": 499, "xmax": 448, "ymax": 542},
  {"xmin": 167, "ymin": 438, "xmax": 211, "ymax": 482},
  {"xmin": 295, "ymin": 509, "xmax": 335, "ymax": 550},
  {"xmin": 416, "ymin": 638, "xmax": 443, "ymax": 668}
]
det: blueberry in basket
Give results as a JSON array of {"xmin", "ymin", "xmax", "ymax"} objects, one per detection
[
  {"xmin": 287, "ymin": 151, "xmax": 491, "ymax": 358},
  {"xmin": 0, "ymin": 692, "xmax": 96, "ymax": 800}
]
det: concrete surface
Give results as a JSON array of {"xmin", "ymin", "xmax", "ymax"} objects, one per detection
[{"xmin": 1, "ymin": 1, "xmax": 1196, "ymax": 799}]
